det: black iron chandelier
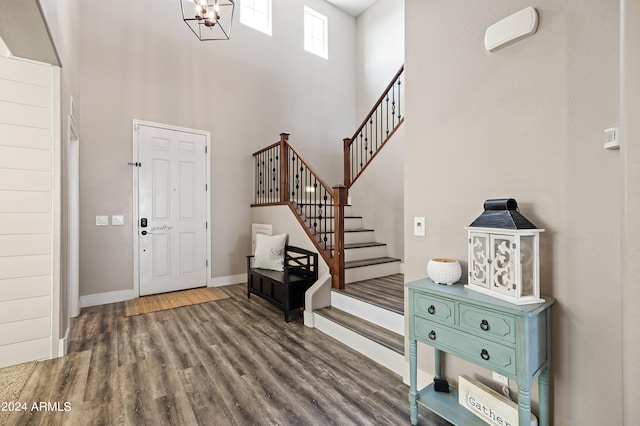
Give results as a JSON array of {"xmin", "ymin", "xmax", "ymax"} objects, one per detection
[{"xmin": 180, "ymin": 0, "xmax": 235, "ymax": 41}]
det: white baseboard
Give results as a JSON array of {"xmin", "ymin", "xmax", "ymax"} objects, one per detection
[
  {"xmin": 80, "ymin": 289, "xmax": 136, "ymax": 308},
  {"xmin": 58, "ymin": 326, "xmax": 69, "ymax": 357},
  {"xmin": 78, "ymin": 275, "xmax": 245, "ymax": 309},
  {"xmin": 208, "ymin": 273, "xmax": 246, "ymax": 287}
]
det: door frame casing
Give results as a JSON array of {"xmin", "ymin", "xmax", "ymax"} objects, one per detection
[{"xmin": 132, "ymin": 119, "xmax": 211, "ymax": 297}]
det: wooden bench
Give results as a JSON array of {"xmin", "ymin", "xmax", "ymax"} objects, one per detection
[{"xmin": 246, "ymin": 246, "xmax": 318, "ymax": 322}]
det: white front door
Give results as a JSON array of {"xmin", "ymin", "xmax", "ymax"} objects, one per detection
[{"xmin": 137, "ymin": 124, "xmax": 207, "ymax": 296}]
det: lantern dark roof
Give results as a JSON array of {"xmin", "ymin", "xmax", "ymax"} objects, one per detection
[{"xmin": 468, "ymin": 198, "xmax": 538, "ymax": 229}]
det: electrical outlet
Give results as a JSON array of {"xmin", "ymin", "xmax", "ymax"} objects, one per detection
[{"xmin": 492, "ymin": 372, "xmax": 509, "ymax": 386}]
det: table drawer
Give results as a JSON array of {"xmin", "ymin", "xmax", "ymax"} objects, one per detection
[
  {"xmin": 414, "ymin": 317, "xmax": 516, "ymax": 375},
  {"xmin": 413, "ymin": 292, "xmax": 455, "ymax": 325},
  {"xmin": 459, "ymin": 304, "xmax": 516, "ymax": 344}
]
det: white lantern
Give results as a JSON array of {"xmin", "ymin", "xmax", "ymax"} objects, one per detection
[{"xmin": 465, "ymin": 199, "xmax": 544, "ymax": 305}]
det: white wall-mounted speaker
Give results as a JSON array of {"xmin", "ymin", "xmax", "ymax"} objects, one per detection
[{"xmin": 485, "ymin": 7, "xmax": 539, "ymax": 52}]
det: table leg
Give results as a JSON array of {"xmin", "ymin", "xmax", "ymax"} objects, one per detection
[
  {"xmin": 518, "ymin": 386, "xmax": 531, "ymax": 426},
  {"xmin": 538, "ymin": 367, "xmax": 550, "ymax": 426},
  {"xmin": 434, "ymin": 348, "xmax": 442, "ymax": 379},
  {"xmin": 409, "ymin": 340, "xmax": 418, "ymax": 425}
]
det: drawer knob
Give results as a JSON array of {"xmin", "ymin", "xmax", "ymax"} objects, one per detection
[
  {"xmin": 480, "ymin": 319, "xmax": 490, "ymax": 331},
  {"xmin": 427, "ymin": 305, "xmax": 436, "ymax": 315},
  {"xmin": 428, "ymin": 330, "xmax": 436, "ymax": 340},
  {"xmin": 480, "ymin": 349, "xmax": 490, "ymax": 360}
]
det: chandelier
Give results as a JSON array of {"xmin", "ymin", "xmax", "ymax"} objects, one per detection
[{"xmin": 180, "ymin": 0, "xmax": 235, "ymax": 41}]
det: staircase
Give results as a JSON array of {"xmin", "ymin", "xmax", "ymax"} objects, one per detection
[
  {"xmin": 251, "ymin": 65, "xmax": 405, "ymax": 375},
  {"xmin": 313, "ymin": 203, "xmax": 405, "ymax": 376}
]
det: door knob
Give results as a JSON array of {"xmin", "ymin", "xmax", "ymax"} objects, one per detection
[{"xmin": 141, "ymin": 230, "xmax": 148, "ymax": 235}]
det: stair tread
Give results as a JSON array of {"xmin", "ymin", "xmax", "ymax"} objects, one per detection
[
  {"xmin": 345, "ymin": 257, "xmax": 401, "ymax": 269},
  {"xmin": 315, "ymin": 306, "xmax": 404, "ymax": 355},
  {"xmin": 345, "ymin": 242, "xmax": 386, "ymax": 249},
  {"xmin": 306, "ymin": 216, "xmax": 363, "ymax": 219},
  {"xmin": 329, "ymin": 242, "xmax": 387, "ymax": 250},
  {"xmin": 318, "ymin": 228, "xmax": 374, "ymax": 234},
  {"xmin": 338, "ymin": 274, "xmax": 404, "ymax": 314}
]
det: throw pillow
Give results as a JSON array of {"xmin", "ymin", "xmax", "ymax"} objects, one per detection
[{"xmin": 254, "ymin": 233, "xmax": 287, "ymax": 271}]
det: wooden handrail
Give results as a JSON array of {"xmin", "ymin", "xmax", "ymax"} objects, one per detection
[
  {"xmin": 287, "ymin": 143, "xmax": 335, "ymax": 198},
  {"xmin": 252, "ymin": 141, "xmax": 281, "ymax": 157},
  {"xmin": 347, "ymin": 64, "xmax": 404, "ymax": 145},
  {"xmin": 343, "ymin": 64, "xmax": 405, "ymax": 189}
]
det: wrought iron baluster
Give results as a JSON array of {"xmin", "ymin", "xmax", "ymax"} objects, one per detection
[
  {"xmin": 274, "ymin": 150, "xmax": 279, "ymax": 198},
  {"xmin": 386, "ymin": 94, "xmax": 390, "ymax": 136},
  {"xmin": 397, "ymin": 74, "xmax": 402, "ymax": 120},
  {"xmin": 369, "ymin": 116, "xmax": 373, "ymax": 157},
  {"xmin": 392, "ymin": 82, "xmax": 396, "ymax": 128}
]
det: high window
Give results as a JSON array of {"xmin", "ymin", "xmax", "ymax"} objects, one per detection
[
  {"xmin": 304, "ymin": 6, "xmax": 328, "ymax": 59},
  {"xmin": 240, "ymin": 0, "xmax": 272, "ymax": 36}
]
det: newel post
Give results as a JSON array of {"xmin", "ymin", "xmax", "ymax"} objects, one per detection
[
  {"xmin": 343, "ymin": 138, "xmax": 352, "ymax": 188},
  {"xmin": 332, "ymin": 184, "xmax": 347, "ymax": 289},
  {"xmin": 280, "ymin": 133, "xmax": 290, "ymax": 203}
]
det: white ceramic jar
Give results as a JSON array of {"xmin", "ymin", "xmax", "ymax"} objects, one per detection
[{"xmin": 427, "ymin": 258, "xmax": 462, "ymax": 285}]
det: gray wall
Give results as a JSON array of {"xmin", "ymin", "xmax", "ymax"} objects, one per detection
[
  {"xmin": 621, "ymin": 1, "xmax": 640, "ymax": 423},
  {"xmin": 405, "ymin": 1, "xmax": 623, "ymax": 424},
  {"xmin": 77, "ymin": 0, "xmax": 356, "ymax": 297},
  {"xmin": 349, "ymin": 0, "xmax": 404, "ymax": 260}
]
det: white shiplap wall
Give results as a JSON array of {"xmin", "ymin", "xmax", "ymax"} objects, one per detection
[{"xmin": 0, "ymin": 55, "xmax": 54, "ymax": 368}]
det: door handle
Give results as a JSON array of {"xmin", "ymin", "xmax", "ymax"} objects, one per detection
[{"xmin": 141, "ymin": 230, "xmax": 150, "ymax": 235}]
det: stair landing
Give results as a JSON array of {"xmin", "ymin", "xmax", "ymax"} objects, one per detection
[{"xmin": 336, "ymin": 273, "xmax": 404, "ymax": 314}]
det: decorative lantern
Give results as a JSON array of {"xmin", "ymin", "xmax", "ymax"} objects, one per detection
[{"xmin": 465, "ymin": 199, "xmax": 544, "ymax": 305}]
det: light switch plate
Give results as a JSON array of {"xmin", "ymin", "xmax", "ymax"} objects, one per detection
[
  {"xmin": 96, "ymin": 215, "xmax": 109, "ymax": 226},
  {"xmin": 112, "ymin": 215, "xmax": 124, "ymax": 225},
  {"xmin": 414, "ymin": 217, "xmax": 425, "ymax": 237}
]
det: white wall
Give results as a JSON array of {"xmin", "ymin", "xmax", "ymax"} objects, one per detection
[
  {"xmin": 76, "ymin": 0, "xmax": 356, "ymax": 297},
  {"xmin": 355, "ymin": 0, "xmax": 404, "ymax": 118},
  {"xmin": 405, "ymin": 1, "xmax": 622, "ymax": 425}
]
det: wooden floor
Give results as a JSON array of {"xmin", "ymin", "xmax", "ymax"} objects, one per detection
[{"xmin": 7, "ymin": 283, "xmax": 449, "ymax": 426}]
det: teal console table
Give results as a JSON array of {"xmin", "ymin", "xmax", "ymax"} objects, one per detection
[{"xmin": 407, "ymin": 278, "xmax": 554, "ymax": 426}]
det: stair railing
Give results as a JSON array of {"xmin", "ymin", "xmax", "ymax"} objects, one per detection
[
  {"xmin": 252, "ymin": 65, "xmax": 405, "ymax": 290},
  {"xmin": 253, "ymin": 134, "xmax": 339, "ymax": 281},
  {"xmin": 343, "ymin": 65, "xmax": 405, "ymax": 189}
]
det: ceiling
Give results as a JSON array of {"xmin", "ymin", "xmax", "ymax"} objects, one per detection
[{"xmin": 325, "ymin": 0, "xmax": 377, "ymax": 17}]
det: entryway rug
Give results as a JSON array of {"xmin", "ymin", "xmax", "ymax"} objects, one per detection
[
  {"xmin": 0, "ymin": 361, "xmax": 38, "ymax": 425},
  {"xmin": 124, "ymin": 287, "xmax": 230, "ymax": 316}
]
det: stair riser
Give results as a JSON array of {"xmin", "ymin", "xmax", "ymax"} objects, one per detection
[
  {"xmin": 313, "ymin": 314, "xmax": 405, "ymax": 377},
  {"xmin": 298, "ymin": 204, "xmax": 354, "ymax": 217},
  {"xmin": 331, "ymin": 291, "xmax": 404, "ymax": 335},
  {"xmin": 346, "ymin": 261, "xmax": 401, "ymax": 283},
  {"xmin": 344, "ymin": 230, "xmax": 376, "ymax": 245},
  {"xmin": 344, "ymin": 245, "xmax": 388, "ymax": 262}
]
